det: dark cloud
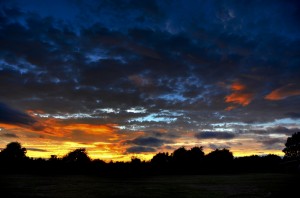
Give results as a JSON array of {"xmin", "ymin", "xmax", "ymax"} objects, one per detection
[
  {"xmin": 0, "ymin": 102, "xmax": 36, "ymax": 126},
  {"xmin": 268, "ymin": 126, "xmax": 300, "ymax": 135},
  {"xmin": 250, "ymin": 126, "xmax": 300, "ymax": 136},
  {"xmin": 258, "ymin": 137, "xmax": 286, "ymax": 150},
  {"xmin": 126, "ymin": 146, "xmax": 156, "ymax": 153},
  {"xmin": 26, "ymin": 148, "xmax": 48, "ymax": 152},
  {"xmin": 195, "ymin": 132, "xmax": 236, "ymax": 139},
  {"xmin": 124, "ymin": 136, "xmax": 168, "ymax": 147},
  {"xmin": 0, "ymin": 132, "xmax": 19, "ymax": 138}
]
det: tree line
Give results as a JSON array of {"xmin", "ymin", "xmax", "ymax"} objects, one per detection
[{"xmin": 0, "ymin": 132, "xmax": 299, "ymax": 176}]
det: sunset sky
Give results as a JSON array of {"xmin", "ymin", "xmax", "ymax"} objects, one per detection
[{"xmin": 1, "ymin": 0, "xmax": 300, "ymax": 161}]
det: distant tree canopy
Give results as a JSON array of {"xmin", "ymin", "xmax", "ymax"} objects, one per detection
[
  {"xmin": 283, "ymin": 132, "xmax": 300, "ymax": 160},
  {"xmin": 151, "ymin": 152, "xmax": 170, "ymax": 167},
  {"xmin": 62, "ymin": 148, "xmax": 91, "ymax": 163},
  {"xmin": 172, "ymin": 146, "xmax": 205, "ymax": 164},
  {"xmin": 0, "ymin": 142, "xmax": 27, "ymax": 161},
  {"xmin": 205, "ymin": 148, "xmax": 234, "ymax": 162},
  {"xmin": 0, "ymin": 141, "xmax": 293, "ymax": 174}
]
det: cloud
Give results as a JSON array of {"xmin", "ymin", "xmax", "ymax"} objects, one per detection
[
  {"xmin": 26, "ymin": 148, "xmax": 48, "ymax": 152},
  {"xmin": 0, "ymin": 132, "xmax": 19, "ymax": 138},
  {"xmin": 265, "ymin": 84, "xmax": 300, "ymax": 100},
  {"xmin": 267, "ymin": 126, "xmax": 300, "ymax": 135},
  {"xmin": 250, "ymin": 126, "xmax": 300, "ymax": 136},
  {"xmin": 195, "ymin": 132, "xmax": 236, "ymax": 139},
  {"xmin": 258, "ymin": 137, "xmax": 285, "ymax": 150},
  {"xmin": 124, "ymin": 136, "xmax": 167, "ymax": 147},
  {"xmin": 209, "ymin": 144, "xmax": 231, "ymax": 150},
  {"xmin": 0, "ymin": 102, "xmax": 36, "ymax": 126},
  {"xmin": 225, "ymin": 82, "xmax": 254, "ymax": 110},
  {"xmin": 0, "ymin": 0, "xmax": 300, "ymax": 158},
  {"xmin": 126, "ymin": 146, "xmax": 156, "ymax": 153}
]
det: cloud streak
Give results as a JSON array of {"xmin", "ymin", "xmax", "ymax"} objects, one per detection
[
  {"xmin": 195, "ymin": 132, "xmax": 236, "ymax": 140},
  {"xmin": 265, "ymin": 84, "xmax": 300, "ymax": 100},
  {"xmin": 0, "ymin": 102, "xmax": 36, "ymax": 126}
]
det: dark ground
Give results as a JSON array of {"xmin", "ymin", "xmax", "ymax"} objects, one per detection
[{"xmin": 0, "ymin": 173, "xmax": 298, "ymax": 198}]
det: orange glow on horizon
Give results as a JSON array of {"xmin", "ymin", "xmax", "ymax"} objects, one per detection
[{"xmin": 0, "ymin": 111, "xmax": 287, "ymax": 161}]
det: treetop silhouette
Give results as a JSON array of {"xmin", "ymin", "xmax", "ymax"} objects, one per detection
[
  {"xmin": 283, "ymin": 132, "xmax": 300, "ymax": 161},
  {"xmin": 0, "ymin": 142, "xmax": 27, "ymax": 161},
  {"xmin": 1, "ymin": 133, "xmax": 299, "ymax": 175}
]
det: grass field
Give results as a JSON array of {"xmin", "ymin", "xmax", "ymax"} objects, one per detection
[{"xmin": 0, "ymin": 173, "xmax": 297, "ymax": 198}]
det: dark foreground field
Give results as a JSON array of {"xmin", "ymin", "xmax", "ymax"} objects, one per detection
[{"xmin": 0, "ymin": 173, "xmax": 298, "ymax": 198}]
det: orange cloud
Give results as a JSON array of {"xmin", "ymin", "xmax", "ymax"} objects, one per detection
[
  {"xmin": 225, "ymin": 92, "xmax": 253, "ymax": 106},
  {"xmin": 265, "ymin": 84, "xmax": 300, "ymax": 100},
  {"xmin": 224, "ymin": 81, "xmax": 254, "ymax": 110},
  {"xmin": 63, "ymin": 123, "xmax": 118, "ymax": 135},
  {"xmin": 0, "ymin": 114, "xmax": 120, "ymax": 141},
  {"xmin": 231, "ymin": 81, "xmax": 246, "ymax": 91}
]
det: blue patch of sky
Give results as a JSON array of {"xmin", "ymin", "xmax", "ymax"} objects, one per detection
[
  {"xmin": 129, "ymin": 110, "xmax": 183, "ymax": 123},
  {"xmin": 85, "ymin": 52, "xmax": 127, "ymax": 64},
  {"xmin": 159, "ymin": 93, "xmax": 186, "ymax": 102},
  {"xmin": 130, "ymin": 113, "xmax": 177, "ymax": 123}
]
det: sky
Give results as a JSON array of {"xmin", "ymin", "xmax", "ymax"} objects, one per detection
[{"xmin": 0, "ymin": 0, "xmax": 300, "ymax": 161}]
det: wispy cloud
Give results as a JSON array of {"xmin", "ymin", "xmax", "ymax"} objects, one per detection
[{"xmin": 265, "ymin": 84, "xmax": 300, "ymax": 100}]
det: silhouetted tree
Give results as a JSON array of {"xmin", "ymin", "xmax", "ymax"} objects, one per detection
[
  {"xmin": 189, "ymin": 146, "xmax": 205, "ymax": 162},
  {"xmin": 131, "ymin": 156, "xmax": 141, "ymax": 165},
  {"xmin": 0, "ymin": 142, "xmax": 27, "ymax": 161},
  {"xmin": 206, "ymin": 148, "xmax": 233, "ymax": 162},
  {"xmin": 151, "ymin": 152, "xmax": 170, "ymax": 166},
  {"xmin": 49, "ymin": 155, "xmax": 58, "ymax": 161},
  {"xmin": 172, "ymin": 147, "xmax": 188, "ymax": 164},
  {"xmin": 62, "ymin": 148, "xmax": 90, "ymax": 163},
  {"xmin": 151, "ymin": 152, "xmax": 171, "ymax": 173},
  {"xmin": 283, "ymin": 132, "xmax": 300, "ymax": 160},
  {"xmin": 234, "ymin": 154, "xmax": 282, "ymax": 173},
  {"xmin": 204, "ymin": 148, "xmax": 234, "ymax": 173},
  {"xmin": 0, "ymin": 141, "xmax": 286, "ymax": 175}
]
